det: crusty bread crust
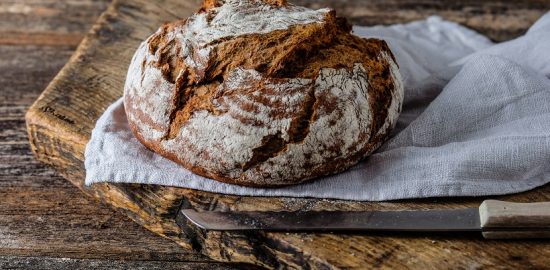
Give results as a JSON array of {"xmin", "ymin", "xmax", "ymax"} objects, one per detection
[{"xmin": 124, "ymin": 0, "xmax": 403, "ymax": 187}]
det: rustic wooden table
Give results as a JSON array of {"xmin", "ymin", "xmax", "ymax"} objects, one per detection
[
  {"xmin": 2, "ymin": 0, "xmax": 549, "ymax": 269},
  {"xmin": 0, "ymin": 0, "xmax": 254, "ymax": 269}
]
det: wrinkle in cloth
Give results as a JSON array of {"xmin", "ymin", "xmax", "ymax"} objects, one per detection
[{"xmin": 85, "ymin": 14, "xmax": 550, "ymax": 201}]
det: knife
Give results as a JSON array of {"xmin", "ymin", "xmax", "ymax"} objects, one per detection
[{"xmin": 181, "ymin": 200, "xmax": 550, "ymax": 239}]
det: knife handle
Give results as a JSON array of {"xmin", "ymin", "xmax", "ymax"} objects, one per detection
[{"xmin": 479, "ymin": 200, "xmax": 550, "ymax": 239}]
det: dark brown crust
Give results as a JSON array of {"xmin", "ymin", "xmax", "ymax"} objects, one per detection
[{"xmin": 125, "ymin": 0, "xmax": 401, "ymax": 187}]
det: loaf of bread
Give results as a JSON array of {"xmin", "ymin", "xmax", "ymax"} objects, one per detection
[{"xmin": 124, "ymin": 0, "xmax": 403, "ymax": 187}]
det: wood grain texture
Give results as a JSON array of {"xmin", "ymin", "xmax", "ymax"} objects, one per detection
[
  {"xmin": 0, "ymin": 0, "xmax": 109, "ymax": 46},
  {"xmin": 24, "ymin": 0, "xmax": 550, "ymax": 269},
  {"xmin": 293, "ymin": 0, "xmax": 550, "ymax": 42},
  {"xmin": 0, "ymin": 255, "xmax": 248, "ymax": 270}
]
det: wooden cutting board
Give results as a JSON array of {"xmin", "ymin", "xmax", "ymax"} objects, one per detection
[{"xmin": 25, "ymin": 0, "xmax": 550, "ymax": 268}]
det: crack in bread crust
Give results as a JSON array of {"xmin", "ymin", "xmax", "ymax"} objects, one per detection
[
  {"xmin": 124, "ymin": 0, "xmax": 404, "ymax": 186},
  {"xmin": 242, "ymin": 85, "xmax": 317, "ymax": 171}
]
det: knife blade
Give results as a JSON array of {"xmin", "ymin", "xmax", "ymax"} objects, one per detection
[{"xmin": 181, "ymin": 200, "xmax": 550, "ymax": 239}]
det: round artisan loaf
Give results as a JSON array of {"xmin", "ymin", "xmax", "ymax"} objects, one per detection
[{"xmin": 124, "ymin": 0, "xmax": 404, "ymax": 187}]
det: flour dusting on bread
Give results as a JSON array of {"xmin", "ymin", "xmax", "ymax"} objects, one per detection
[{"xmin": 124, "ymin": 0, "xmax": 404, "ymax": 186}]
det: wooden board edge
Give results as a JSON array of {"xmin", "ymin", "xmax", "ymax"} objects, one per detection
[
  {"xmin": 26, "ymin": 99, "xmax": 193, "ymax": 243},
  {"xmin": 23, "ymin": 0, "xmax": 195, "ymax": 251}
]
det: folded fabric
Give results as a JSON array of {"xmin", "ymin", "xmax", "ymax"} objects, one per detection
[{"xmin": 85, "ymin": 13, "xmax": 550, "ymax": 201}]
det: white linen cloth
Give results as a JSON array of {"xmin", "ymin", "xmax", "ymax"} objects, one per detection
[{"xmin": 85, "ymin": 13, "xmax": 550, "ymax": 201}]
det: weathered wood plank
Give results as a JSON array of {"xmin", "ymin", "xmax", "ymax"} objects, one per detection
[
  {"xmin": 0, "ymin": 0, "xmax": 110, "ymax": 46},
  {"xmin": 24, "ymin": 0, "xmax": 550, "ymax": 269},
  {"xmin": 0, "ymin": 33, "xmax": 85, "ymax": 46},
  {"xmin": 0, "ymin": 186, "xmax": 205, "ymax": 261},
  {"xmin": 0, "ymin": 255, "xmax": 251, "ymax": 270},
  {"xmin": 294, "ymin": 0, "xmax": 550, "ymax": 42}
]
